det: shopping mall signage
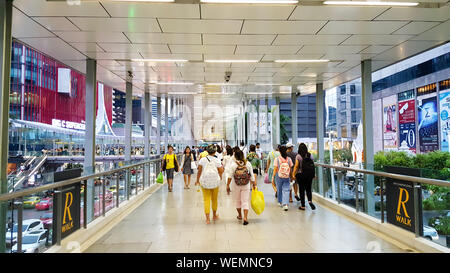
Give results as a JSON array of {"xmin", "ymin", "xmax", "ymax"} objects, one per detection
[
  {"xmin": 52, "ymin": 169, "xmax": 82, "ymax": 243},
  {"xmin": 52, "ymin": 119, "xmax": 85, "ymax": 131},
  {"xmin": 398, "ymin": 90, "xmax": 416, "ymax": 153},
  {"xmin": 417, "ymin": 83, "xmax": 437, "ymax": 96},
  {"xmin": 385, "ymin": 166, "xmax": 423, "ymax": 235}
]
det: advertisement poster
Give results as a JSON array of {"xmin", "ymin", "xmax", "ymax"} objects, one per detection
[
  {"xmin": 383, "ymin": 95, "xmax": 398, "ymax": 150},
  {"xmin": 418, "ymin": 96, "xmax": 439, "ymax": 152},
  {"xmin": 373, "ymin": 99, "xmax": 383, "ymax": 153},
  {"xmin": 439, "ymin": 90, "xmax": 450, "ymax": 152},
  {"xmin": 398, "ymin": 90, "xmax": 416, "ymax": 153}
]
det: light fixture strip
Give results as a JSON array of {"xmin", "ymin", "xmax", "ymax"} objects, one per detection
[
  {"xmin": 201, "ymin": 0, "xmax": 298, "ymax": 3},
  {"xmin": 131, "ymin": 59, "xmax": 188, "ymax": 62},
  {"xmin": 204, "ymin": 60, "xmax": 259, "ymax": 63},
  {"xmin": 323, "ymin": 1, "xmax": 419, "ymax": 6}
]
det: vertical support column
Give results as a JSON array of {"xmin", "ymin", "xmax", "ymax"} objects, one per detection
[
  {"xmin": 361, "ymin": 59, "xmax": 375, "ymax": 215},
  {"xmin": 291, "ymin": 90, "xmax": 298, "ymax": 147},
  {"xmin": 165, "ymin": 96, "xmax": 169, "ymax": 152},
  {"xmin": 274, "ymin": 97, "xmax": 281, "ymax": 146},
  {"xmin": 84, "ymin": 59, "xmax": 97, "ymax": 223},
  {"xmin": 0, "ymin": 0, "xmax": 12, "ymax": 253},
  {"xmin": 256, "ymin": 99, "xmax": 260, "ymax": 144},
  {"xmin": 157, "ymin": 96, "xmax": 161, "ymax": 155},
  {"xmin": 266, "ymin": 97, "xmax": 270, "ymax": 149},
  {"xmin": 316, "ymin": 83, "xmax": 325, "ymax": 195},
  {"xmin": 144, "ymin": 89, "xmax": 151, "ymax": 158},
  {"xmin": 125, "ymin": 81, "xmax": 132, "ymax": 162}
]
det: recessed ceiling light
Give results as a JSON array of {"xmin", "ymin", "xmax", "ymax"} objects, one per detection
[
  {"xmin": 204, "ymin": 60, "xmax": 259, "ymax": 63},
  {"xmin": 201, "ymin": 0, "xmax": 298, "ymax": 3},
  {"xmin": 131, "ymin": 59, "xmax": 188, "ymax": 62},
  {"xmin": 274, "ymin": 59, "xmax": 330, "ymax": 63},
  {"xmin": 323, "ymin": 1, "xmax": 419, "ymax": 6}
]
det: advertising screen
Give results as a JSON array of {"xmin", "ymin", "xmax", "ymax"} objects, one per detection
[
  {"xmin": 383, "ymin": 95, "xmax": 398, "ymax": 150},
  {"xmin": 398, "ymin": 90, "xmax": 416, "ymax": 153},
  {"xmin": 439, "ymin": 90, "xmax": 450, "ymax": 152},
  {"xmin": 418, "ymin": 95, "xmax": 439, "ymax": 152}
]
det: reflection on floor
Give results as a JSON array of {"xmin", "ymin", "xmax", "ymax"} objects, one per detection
[{"xmin": 85, "ymin": 172, "xmax": 411, "ymax": 253}]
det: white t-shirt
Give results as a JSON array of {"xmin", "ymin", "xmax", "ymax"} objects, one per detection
[
  {"xmin": 255, "ymin": 147, "xmax": 262, "ymax": 158},
  {"xmin": 198, "ymin": 155, "xmax": 222, "ymax": 169},
  {"xmin": 226, "ymin": 160, "xmax": 255, "ymax": 188}
]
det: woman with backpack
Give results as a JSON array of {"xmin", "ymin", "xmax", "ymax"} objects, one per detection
[
  {"xmin": 196, "ymin": 144, "xmax": 224, "ymax": 224},
  {"xmin": 272, "ymin": 145, "xmax": 294, "ymax": 211},
  {"xmin": 246, "ymin": 144, "xmax": 260, "ymax": 183},
  {"xmin": 226, "ymin": 148, "xmax": 256, "ymax": 225},
  {"xmin": 181, "ymin": 146, "xmax": 194, "ymax": 189},
  {"xmin": 292, "ymin": 143, "xmax": 316, "ymax": 211}
]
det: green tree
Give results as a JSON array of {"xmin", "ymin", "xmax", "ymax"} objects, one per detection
[{"xmin": 280, "ymin": 113, "xmax": 290, "ymax": 144}]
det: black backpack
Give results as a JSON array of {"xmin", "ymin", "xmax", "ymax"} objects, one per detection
[{"xmin": 301, "ymin": 153, "xmax": 315, "ymax": 179}]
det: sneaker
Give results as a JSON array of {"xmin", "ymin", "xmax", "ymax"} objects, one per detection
[
  {"xmin": 295, "ymin": 195, "xmax": 301, "ymax": 202},
  {"xmin": 278, "ymin": 202, "xmax": 282, "ymax": 207},
  {"xmin": 309, "ymin": 202, "xmax": 316, "ymax": 210},
  {"xmin": 283, "ymin": 204, "xmax": 288, "ymax": 211}
]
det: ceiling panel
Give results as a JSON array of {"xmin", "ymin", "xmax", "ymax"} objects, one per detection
[
  {"xmin": 61, "ymin": 60, "xmax": 86, "ymax": 74},
  {"xmin": 19, "ymin": 37, "xmax": 86, "ymax": 61},
  {"xmin": 33, "ymin": 17, "xmax": 80, "ymax": 31},
  {"xmin": 290, "ymin": 6, "xmax": 387, "ymax": 21},
  {"xmin": 235, "ymin": 45, "xmax": 301, "ymax": 54},
  {"xmin": 12, "ymin": 8, "xmax": 55, "ymax": 38},
  {"xmin": 204, "ymin": 54, "xmax": 264, "ymax": 61},
  {"xmin": 273, "ymin": 34, "xmax": 350, "ymax": 45},
  {"xmin": 55, "ymin": 31, "xmax": 129, "ymax": 43},
  {"xmin": 158, "ymin": 19, "xmax": 242, "ymax": 34},
  {"xmin": 298, "ymin": 45, "xmax": 368, "ymax": 54},
  {"xmin": 242, "ymin": 21, "xmax": 327, "ymax": 35},
  {"xmin": 70, "ymin": 42, "xmax": 105, "ymax": 53},
  {"xmin": 98, "ymin": 43, "xmax": 171, "ymax": 54},
  {"xmin": 392, "ymin": 21, "xmax": 440, "ymax": 35},
  {"xmin": 318, "ymin": 21, "xmax": 409, "ymax": 35},
  {"xmin": 139, "ymin": 53, "xmax": 203, "ymax": 61},
  {"xmin": 69, "ymin": 17, "xmax": 161, "ymax": 33},
  {"xmin": 86, "ymin": 52, "xmax": 142, "ymax": 60},
  {"xmin": 322, "ymin": 53, "xmax": 376, "ymax": 61},
  {"xmin": 125, "ymin": 33, "xmax": 202, "ymax": 44},
  {"xmin": 342, "ymin": 34, "xmax": 414, "ymax": 45},
  {"xmin": 13, "ymin": 0, "xmax": 109, "ymax": 17},
  {"xmin": 201, "ymin": 4, "xmax": 294, "ymax": 20},
  {"xmin": 101, "ymin": 3, "xmax": 199, "ymax": 19},
  {"xmin": 372, "ymin": 40, "xmax": 444, "ymax": 61},
  {"xmin": 168, "ymin": 45, "xmax": 235, "ymax": 54},
  {"xmin": 359, "ymin": 45, "xmax": 393, "ymax": 54},
  {"xmin": 410, "ymin": 20, "xmax": 450, "ymax": 41},
  {"xmin": 375, "ymin": 6, "xmax": 450, "ymax": 22},
  {"xmin": 202, "ymin": 34, "xmax": 276, "ymax": 45},
  {"xmin": 261, "ymin": 54, "xmax": 323, "ymax": 61}
]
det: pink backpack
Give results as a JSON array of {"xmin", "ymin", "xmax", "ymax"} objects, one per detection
[{"xmin": 277, "ymin": 157, "xmax": 291, "ymax": 178}]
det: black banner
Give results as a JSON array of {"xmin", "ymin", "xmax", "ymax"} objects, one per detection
[
  {"xmin": 52, "ymin": 168, "xmax": 82, "ymax": 243},
  {"xmin": 385, "ymin": 166, "xmax": 423, "ymax": 235}
]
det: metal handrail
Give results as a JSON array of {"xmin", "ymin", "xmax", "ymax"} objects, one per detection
[
  {"xmin": 0, "ymin": 156, "xmax": 165, "ymax": 202},
  {"xmin": 315, "ymin": 162, "xmax": 449, "ymax": 188}
]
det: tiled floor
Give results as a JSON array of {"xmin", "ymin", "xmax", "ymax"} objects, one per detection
[{"xmin": 85, "ymin": 173, "xmax": 411, "ymax": 253}]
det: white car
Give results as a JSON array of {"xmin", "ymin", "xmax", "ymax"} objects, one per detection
[
  {"xmin": 423, "ymin": 225, "xmax": 439, "ymax": 241},
  {"xmin": 5, "ymin": 219, "xmax": 45, "ymax": 247},
  {"xmin": 12, "ymin": 230, "xmax": 48, "ymax": 253}
]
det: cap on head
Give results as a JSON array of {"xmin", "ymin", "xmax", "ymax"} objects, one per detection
[{"xmin": 286, "ymin": 142, "xmax": 294, "ymax": 148}]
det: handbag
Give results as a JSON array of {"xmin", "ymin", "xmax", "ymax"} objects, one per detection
[
  {"xmin": 264, "ymin": 173, "xmax": 270, "ymax": 184},
  {"xmin": 191, "ymin": 161, "xmax": 197, "ymax": 170}
]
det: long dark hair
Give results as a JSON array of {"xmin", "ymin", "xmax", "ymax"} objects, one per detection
[
  {"xmin": 279, "ymin": 145, "xmax": 288, "ymax": 159},
  {"xmin": 234, "ymin": 149, "xmax": 245, "ymax": 163},
  {"xmin": 298, "ymin": 143, "xmax": 309, "ymax": 158},
  {"xmin": 225, "ymin": 145, "xmax": 233, "ymax": 156},
  {"xmin": 183, "ymin": 146, "xmax": 191, "ymax": 155}
]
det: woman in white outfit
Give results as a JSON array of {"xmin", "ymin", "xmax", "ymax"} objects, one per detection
[
  {"xmin": 222, "ymin": 145, "xmax": 234, "ymax": 183},
  {"xmin": 226, "ymin": 148, "xmax": 256, "ymax": 225}
]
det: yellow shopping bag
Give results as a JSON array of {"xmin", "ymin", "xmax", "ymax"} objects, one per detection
[{"xmin": 251, "ymin": 187, "xmax": 265, "ymax": 215}]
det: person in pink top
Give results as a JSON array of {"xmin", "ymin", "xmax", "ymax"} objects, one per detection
[{"xmin": 272, "ymin": 145, "xmax": 294, "ymax": 211}]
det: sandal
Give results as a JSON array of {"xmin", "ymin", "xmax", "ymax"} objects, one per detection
[
  {"xmin": 237, "ymin": 216, "xmax": 242, "ymax": 220},
  {"xmin": 243, "ymin": 220, "xmax": 249, "ymax": 226}
]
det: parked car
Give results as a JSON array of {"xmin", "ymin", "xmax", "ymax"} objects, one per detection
[
  {"xmin": 35, "ymin": 198, "xmax": 53, "ymax": 211},
  {"xmin": 5, "ymin": 219, "xmax": 45, "ymax": 247},
  {"xmin": 40, "ymin": 212, "xmax": 53, "ymax": 229},
  {"xmin": 12, "ymin": 230, "xmax": 48, "ymax": 253},
  {"xmin": 23, "ymin": 196, "xmax": 41, "ymax": 209},
  {"xmin": 374, "ymin": 186, "xmax": 386, "ymax": 196},
  {"xmin": 428, "ymin": 211, "xmax": 450, "ymax": 228},
  {"xmin": 423, "ymin": 225, "xmax": 439, "ymax": 241}
]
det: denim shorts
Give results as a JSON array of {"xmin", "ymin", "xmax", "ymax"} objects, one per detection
[{"xmin": 166, "ymin": 168, "xmax": 174, "ymax": 179}]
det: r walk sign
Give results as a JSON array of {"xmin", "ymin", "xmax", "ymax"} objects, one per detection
[{"xmin": 385, "ymin": 166, "xmax": 423, "ymax": 235}]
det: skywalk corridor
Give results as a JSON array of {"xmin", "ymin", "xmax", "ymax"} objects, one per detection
[{"xmin": 85, "ymin": 174, "xmax": 411, "ymax": 253}]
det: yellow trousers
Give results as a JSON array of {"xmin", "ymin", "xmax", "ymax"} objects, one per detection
[{"xmin": 201, "ymin": 187, "xmax": 219, "ymax": 215}]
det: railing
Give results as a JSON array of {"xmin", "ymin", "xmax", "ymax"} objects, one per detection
[
  {"xmin": 313, "ymin": 162, "xmax": 450, "ymax": 249},
  {"xmin": 1, "ymin": 153, "xmax": 182, "ymax": 253}
]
